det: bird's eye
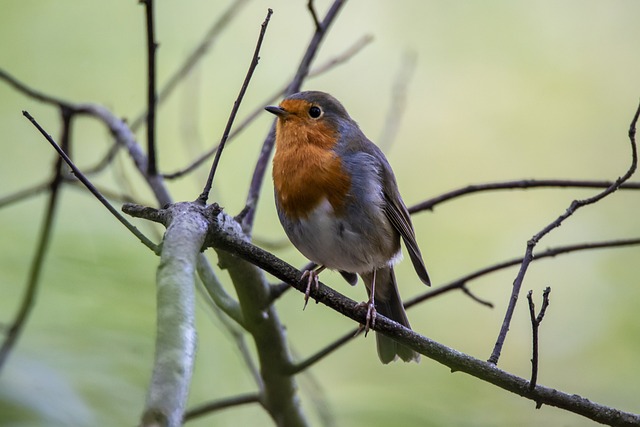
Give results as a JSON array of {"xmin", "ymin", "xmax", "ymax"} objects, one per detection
[{"xmin": 308, "ymin": 106, "xmax": 322, "ymax": 119}]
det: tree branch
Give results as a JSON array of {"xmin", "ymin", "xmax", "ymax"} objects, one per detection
[
  {"xmin": 134, "ymin": 203, "xmax": 204, "ymax": 427},
  {"xmin": 488, "ymin": 102, "xmax": 639, "ymax": 365},
  {"xmin": 197, "ymin": 8, "xmax": 273, "ymax": 205},
  {"xmin": 527, "ymin": 287, "xmax": 551, "ymax": 393},
  {"xmin": 202, "ymin": 203, "xmax": 640, "ymax": 427},
  {"xmin": 183, "ymin": 392, "xmax": 261, "ymax": 422},
  {"xmin": 140, "ymin": 0, "xmax": 158, "ymax": 176},
  {"xmin": 22, "ymin": 111, "xmax": 159, "ymax": 253},
  {"xmin": 409, "ymin": 179, "xmax": 640, "ymax": 214}
]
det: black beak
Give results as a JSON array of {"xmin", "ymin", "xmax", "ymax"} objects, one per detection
[{"xmin": 265, "ymin": 105, "xmax": 288, "ymax": 117}]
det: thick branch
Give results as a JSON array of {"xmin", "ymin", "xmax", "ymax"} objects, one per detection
[
  {"xmin": 208, "ymin": 205, "xmax": 308, "ymax": 427},
  {"xmin": 203, "ymin": 210, "xmax": 640, "ymax": 426},
  {"xmin": 138, "ymin": 203, "xmax": 204, "ymax": 427}
]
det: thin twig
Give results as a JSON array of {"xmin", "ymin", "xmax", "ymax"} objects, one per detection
[
  {"xmin": 197, "ymin": 9, "xmax": 273, "ymax": 205},
  {"xmin": 528, "ymin": 287, "xmax": 551, "ymax": 394},
  {"xmin": 307, "ymin": 0, "xmax": 322, "ymax": 32},
  {"xmin": 242, "ymin": 0, "xmax": 347, "ymax": 234},
  {"xmin": 140, "ymin": 0, "xmax": 158, "ymax": 175},
  {"xmin": 288, "ymin": 328, "xmax": 361, "ymax": 375},
  {"xmin": 22, "ymin": 111, "xmax": 158, "ymax": 253},
  {"xmin": 406, "ymin": 237, "xmax": 640, "ymax": 308},
  {"xmin": 0, "ymin": 181, "xmax": 51, "ymax": 209},
  {"xmin": 0, "ymin": 108, "xmax": 71, "ymax": 374},
  {"xmin": 488, "ymin": 101, "xmax": 640, "ymax": 365},
  {"xmin": 410, "ymin": 179, "xmax": 640, "ymax": 214},
  {"xmin": 183, "ymin": 392, "xmax": 261, "ymax": 422}
]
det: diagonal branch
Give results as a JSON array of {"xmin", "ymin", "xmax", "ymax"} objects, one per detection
[
  {"xmin": 202, "ymin": 202, "xmax": 640, "ymax": 427},
  {"xmin": 22, "ymin": 111, "xmax": 159, "ymax": 253},
  {"xmin": 488, "ymin": 101, "xmax": 640, "ymax": 365},
  {"xmin": 197, "ymin": 9, "xmax": 273, "ymax": 205}
]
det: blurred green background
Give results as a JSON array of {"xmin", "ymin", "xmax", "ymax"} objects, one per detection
[{"xmin": 1, "ymin": 1, "xmax": 639, "ymax": 426}]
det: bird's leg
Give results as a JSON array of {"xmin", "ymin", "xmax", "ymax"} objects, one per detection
[
  {"xmin": 301, "ymin": 265, "xmax": 325, "ymax": 309},
  {"xmin": 356, "ymin": 269, "xmax": 377, "ymax": 336}
]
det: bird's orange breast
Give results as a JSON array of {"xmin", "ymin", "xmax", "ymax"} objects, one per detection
[{"xmin": 273, "ymin": 115, "xmax": 351, "ymax": 220}]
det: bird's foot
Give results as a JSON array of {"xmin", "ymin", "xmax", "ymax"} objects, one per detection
[
  {"xmin": 355, "ymin": 298, "xmax": 377, "ymax": 337},
  {"xmin": 301, "ymin": 269, "xmax": 320, "ymax": 310}
]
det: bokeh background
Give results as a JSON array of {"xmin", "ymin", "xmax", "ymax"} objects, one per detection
[{"xmin": 1, "ymin": 1, "xmax": 639, "ymax": 426}]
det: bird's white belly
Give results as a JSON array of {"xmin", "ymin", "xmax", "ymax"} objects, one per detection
[{"xmin": 285, "ymin": 198, "xmax": 400, "ymax": 273}]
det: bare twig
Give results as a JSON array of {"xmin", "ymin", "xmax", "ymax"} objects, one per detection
[
  {"xmin": 22, "ymin": 111, "xmax": 158, "ymax": 253},
  {"xmin": 0, "ymin": 108, "xmax": 71, "ymax": 374},
  {"xmin": 183, "ymin": 392, "xmax": 260, "ymax": 422},
  {"xmin": 410, "ymin": 179, "xmax": 640, "ymax": 214},
  {"xmin": 288, "ymin": 328, "xmax": 361, "ymax": 375},
  {"xmin": 307, "ymin": 0, "xmax": 322, "ymax": 32},
  {"xmin": 488, "ymin": 101, "xmax": 640, "ymax": 365},
  {"xmin": 140, "ymin": 0, "xmax": 158, "ymax": 176},
  {"xmin": 460, "ymin": 285, "xmax": 494, "ymax": 308},
  {"xmin": 242, "ymin": 0, "xmax": 347, "ymax": 234},
  {"xmin": 204, "ymin": 207, "xmax": 640, "ymax": 426},
  {"xmin": 528, "ymin": 287, "xmax": 551, "ymax": 394},
  {"xmin": 407, "ymin": 237, "xmax": 640, "ymax": 308},
  {"xmin": 197, "ymin": 9, "xmax": 273, "ymax": 205},
  {"xmin": 0, "ymin": 181, "xmax": 51, "ymax": 209}
]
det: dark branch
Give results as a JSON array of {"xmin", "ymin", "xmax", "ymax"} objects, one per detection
[
  {"xmin": 22, "ymin": 111, "xmax": 159, "ymax": 253},
  {"xmin": 140, "ymin": 0, "xmax": 158, "ymax": 175},
  {"xmin": 203, "ymin": 209, "xmax": 640, "ymax": 426},
  {"xmin": 488, "ymin": 101, "xmax": 640, "ymax": 365},
  {"xmin": 407, "ymin": 237, "xmax": 640, "ymax": 307},
  {"xmin": 183, "ymin": 393, "xmax": 260, "ymax": 422},
  {"xmin": 410, "ymin": 179, "xmax": 640, "ymax": 214},
  {"xmin": 528, "ymin": 287, "xmax": 551, "ymax": 393},
  {"xmin": 197, "ymin": 9, "xmax": 273, "ymax": 205},
  {"xmin": 307, "ymin": 0, "xmax": 322, "ymax": 32}
]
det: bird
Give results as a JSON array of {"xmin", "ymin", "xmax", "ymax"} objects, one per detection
[{"xmin": 265, "ymin": 91, "xmax": 430, "ymax": 363}]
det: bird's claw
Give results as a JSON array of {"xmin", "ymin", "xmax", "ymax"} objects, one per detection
[
  {"xmin": 356, "ymin": 299, "xmax": 377, "ymax": 337},
  {"xmin": 301, "ymin": 269, "xmax": 320, "ymax": 310}
]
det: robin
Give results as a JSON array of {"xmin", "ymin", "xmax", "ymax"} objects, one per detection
[{"xmin": 265, "ymin": 91, "xmax": 430, "ymax": 363}]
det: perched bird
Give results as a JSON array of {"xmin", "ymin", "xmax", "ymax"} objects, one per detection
[{"xmin": 266, "ymin": 91, "xmax": 430, "ymax": 363}]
